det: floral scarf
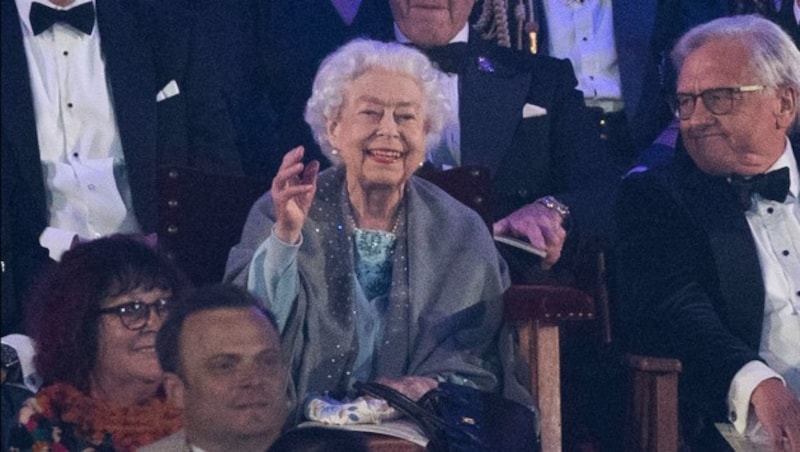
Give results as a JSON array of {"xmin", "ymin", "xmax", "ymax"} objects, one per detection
[{"xmin": 9, "ymin": 382, "xmax": 182, "ymax": 452}]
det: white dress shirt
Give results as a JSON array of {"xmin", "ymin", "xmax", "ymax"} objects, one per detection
[
  {"xmin": 542, "ymin": 0, "xmax": 623, "ymax": 113},
  {"xmin": 16, "ymin": 0, "xmax": 141, "ymax": 261},
  {"xmin": 394, "ymin": 24, "xmax": 466, "ymax": 169},
  {"xmin": 727, "ymin": 140, "xmax": 800, "ymax": 434}
]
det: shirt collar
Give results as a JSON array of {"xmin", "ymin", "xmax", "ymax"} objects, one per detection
[
  {"xmin": 16, "ymin": 0, "xmax": 95, "ymax": 36},
  {"xmin": 394, "ymin": 23, "xmax": 469, "ymax": 45},
  {"xmin": 769, "ymin": 137, "xmax": 799, "ymax": 199}
]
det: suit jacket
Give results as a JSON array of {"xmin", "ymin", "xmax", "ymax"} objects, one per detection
[
  {"xmin": 614, "ymin": 142, "xmax": 800, "ymax": 439},
  {"xmin": 0, "ymin": 0, "xmax": 240, "ymax": 334},
  {"xmin": 523, "ymin": 0, "xmax": 671, "ymax": 151},
  {"xmin": 456, "ymin": 34, "xmax": 618, "ymax": 240},
  {"xmin": 137, "ymin": 429, "xmax": 189, "ymax": 452}
]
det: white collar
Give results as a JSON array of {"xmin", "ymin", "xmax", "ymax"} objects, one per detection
[
  {"xmin": 769, "ymin": 138, "xmax": 799, "ymax": 199},
  {"xmin": 393, "ymin": 23, "xmax": 469, "ymax": 45}
]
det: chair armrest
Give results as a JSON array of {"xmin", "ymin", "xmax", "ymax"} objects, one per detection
[
  {"xmin": 504, "ymin": 284, "xmax": 596, "ymax": 324},
  {"xmin": 624, "ymin": 354, "xmax": 682, "ymax": 452},
  {"xmin": 626, "ymin": 354, "xmax": 682, "ymax": 374}
]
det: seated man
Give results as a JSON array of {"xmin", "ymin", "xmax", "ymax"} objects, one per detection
[
  {"xmin": 388, "ymin": 0, "xmax": 617, "ymax": 281},
  {"xmin": 1, "ymin": 0, "xmax": 241, "ymax": 335},
  {"xmin": 140, "ymin": 284, "xmax": 288, "ymax": 452},
  {"xmin": 615, "ymin": 15, "xmax": 800, "ymax": 450}
]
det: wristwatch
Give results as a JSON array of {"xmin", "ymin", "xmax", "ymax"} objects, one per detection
[{"xmin": 537, "ymin": 196, "xmax": 570, "ymax": 218}]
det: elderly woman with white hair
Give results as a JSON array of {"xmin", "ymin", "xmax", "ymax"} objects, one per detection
[{"xmin": 225, "ymin": 38, "xmax": 515, "ymax": 420}]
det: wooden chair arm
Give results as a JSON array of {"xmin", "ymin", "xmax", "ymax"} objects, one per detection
[
  {"xmin": 626, "ymin": 354, "xmax": 682, "ymax": 374},
  {"xmin": 624, "ymin": 354, "xmax": 682, "ymax": 452},
  {"xmin": 503, "ymin": 284, "xmax": 595, "ymax": 452},
  {"xmin": 504, "ymin": 284, "xmax": 596, "ymax": 324}
]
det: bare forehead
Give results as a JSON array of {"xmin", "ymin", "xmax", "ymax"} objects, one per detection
[
  {"xmin": 678, "ymin": 40, "xmax": 756, "ymax": 90},
  {"xmin": 181, "ymin": 308, "xmax": 278, "ymax": 350}
]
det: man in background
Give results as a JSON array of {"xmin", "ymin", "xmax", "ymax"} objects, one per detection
[
  {"xmin": 141, "ymin": 284, "xmax": 288, "ymax": 452},
  {"xmin": 616, "ymin": 15, "xmax": 800, "ymax": 450},
  {"xmin": 1, "ymin": 0, "xmax": 241, "ymax": 334}
]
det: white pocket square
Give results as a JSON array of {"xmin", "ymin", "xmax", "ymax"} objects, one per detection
[
  {"xmin": 156, "ymin": 80, "xmax": 180, "ymax": 102},
  {"xmin": 522, "ymin": 103, "xmax": 547, "ymax": 118}
]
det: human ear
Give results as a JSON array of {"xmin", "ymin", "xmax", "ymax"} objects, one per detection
[
  {"xmin": 163, "ymin": 372, "xmax": 186, "ymax": 410},
  {"xmin": 775, "ymin": 86, "xmax": 797, "ymax": 129}
]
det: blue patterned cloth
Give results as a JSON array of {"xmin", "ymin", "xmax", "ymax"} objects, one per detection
[{"xmin": 353, "ymin": 228, "xmax": 396, "ymax": 301}]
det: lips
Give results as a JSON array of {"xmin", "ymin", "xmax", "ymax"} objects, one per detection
[
  {"xmin": 133, "ymin": 343, "xmax": 156, "ymax": 352},
  {"xmin": 366, "ymin": 149, "xmax": 404, "ymax": 162}
]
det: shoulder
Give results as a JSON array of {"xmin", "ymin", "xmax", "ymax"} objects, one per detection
[
  {"xmin": 137, "ymin": 429, "xmax": 188, "ymax": 452},
  {"xmin": 407, "ymin": 176, "xmax": 490, "ymax": 236}
]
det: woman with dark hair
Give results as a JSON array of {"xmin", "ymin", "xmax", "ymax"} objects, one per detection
[{"xmin": 8, "ymin": 234, "xmax": 189, "ymax": 452}]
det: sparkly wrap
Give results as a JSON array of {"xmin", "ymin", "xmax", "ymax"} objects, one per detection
[{"xmin": 225, "ymin": 166, "xmax": 513, "ymax": 423}]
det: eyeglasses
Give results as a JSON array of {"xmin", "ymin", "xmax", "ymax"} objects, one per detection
[
  {"xmin": 670, "ymin": 85, "xmax": 766, "ymax": 120},
  {"xmin": 97, "ymin": 298, "xmax": 170, "ymax": 331}
]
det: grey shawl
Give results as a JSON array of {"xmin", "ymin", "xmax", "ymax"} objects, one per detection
[{"xmin": 225, "ymin": 166, "xmax": 512, "ymax": 416}]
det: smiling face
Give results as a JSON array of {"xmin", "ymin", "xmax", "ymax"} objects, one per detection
[
  {"xmin": 168, "ymin": 307, "xmax": 287, "ymax": 448},
  {"xmin": 677, "ymin": 39, "xmax": 793, "ymax": 175},
  {"xmin": 390, "ymin": 0, "xmax": 475, "ymax": 46},
  {"xmin": 327, "ymin": 67, "xmax": 428, "ymax": 194},
  {"xmin": 93, "ymin": 287, "xmax": 172, "ymax": 388}
]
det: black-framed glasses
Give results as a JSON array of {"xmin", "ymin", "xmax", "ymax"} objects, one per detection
[
  {"xmin": 97, "ymin": 298, "xmax": 170, "ymax": 331},
  {"xmin": 670, "ymin": 85, "xmax": 766, "ymax": 120}
]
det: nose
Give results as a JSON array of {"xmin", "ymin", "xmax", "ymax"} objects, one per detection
[
  {"xmin": 684, "ymin": 96, "xmax": 716, "ymax": 127},
  {"xmin": 376, "ymin": 112, "xmax": 399, "ymax": 138},
  {"xmin": 238, "ymin": 362, "xmax": 267, "ymax": 387},
  {"xmin": 141, "ymin": 305, "xmax": 165, "ymax": 331}
]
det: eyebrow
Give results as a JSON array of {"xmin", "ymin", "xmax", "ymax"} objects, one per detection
[{"xmin": 355, "ymin": 95, "xmax": 420, "ymax": 109}]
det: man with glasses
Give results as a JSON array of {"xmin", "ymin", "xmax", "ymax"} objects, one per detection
[{"xmin": 615, "ymin": 15, "xmax": 800, "ymax": 451}]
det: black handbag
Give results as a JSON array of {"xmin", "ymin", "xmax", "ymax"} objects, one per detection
[{"xmin": 354, "ymin": 381, "xmax": 539, "ymax": 452}]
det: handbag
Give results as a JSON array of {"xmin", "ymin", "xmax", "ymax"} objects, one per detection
[{"xmin": 354, "ymin": 381, "xmax": 539, "ymax": 452}]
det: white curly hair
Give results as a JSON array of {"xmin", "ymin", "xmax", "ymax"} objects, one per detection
[{"xmin": 304, "ymin": 39, "xmax": 451, "ymax": 165}]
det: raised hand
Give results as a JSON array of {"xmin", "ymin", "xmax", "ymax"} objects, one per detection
[{"xmin": 270, "ymin": 146, "xmax": 319, "ymax": 244}]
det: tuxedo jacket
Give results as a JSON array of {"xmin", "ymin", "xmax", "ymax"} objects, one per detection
[
  {"xmin": 614, "ymin": 142, "xmax": 800, "ymax": 430},
  {"xmin": 521, "ymin": 0, "xmax": 672, "ymax": 151},
  {"xmin": 0, "ymin": 0, "xmax": 240, "ymax": 333},
  {"xmin": 455, "ymin": 34, "xmax": 618, "ymax": 240}
]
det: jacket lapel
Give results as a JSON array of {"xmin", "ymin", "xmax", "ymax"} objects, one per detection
[
  {"xmin": 1, "ymin": 0, "xmax": 45, "ymax": 192},
  {"xmin": 96, "ymin": 0, "xmax": 158, "ymax": 230},
  {"xmin": 459, "ymin": 36, "xmax": 531, "ymax": 174},
  {"xmin": 679, "ymin": 155, "xmax": 765, "ymax": 349}
]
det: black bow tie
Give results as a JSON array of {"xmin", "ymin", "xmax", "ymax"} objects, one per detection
[
  {"xmin": 417, "ymin": 42, "xmax": 469, "ymax": 74},
  {"xmin": 729, "ymin": 167, "xmax": 790, "ymax": 210},
  {"xmin": 30, "ymin": 2, "xmax": 95, "ymax": 36}
]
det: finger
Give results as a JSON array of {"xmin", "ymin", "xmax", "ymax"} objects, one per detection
[
  {"xmin": 281, "ymin": 146, "xmax": 304, "ymax": 165},
  {"xmin": 782, "ymin": 423, "xmax": 800, "ymax": 452},
  {"xmin": 523, "ymin": 224, "xmax": 547, "ymax": 250},
  {"xmin": 301, "ymin": 160, "xmax": 320, "ymax": 185},
  {"xmin": 492, "ymin": 218, "xmax": 510, "ymax": 236},
  {"xmin": 272, "ymin": 161, "xmax": 308, "ymax": 191}
]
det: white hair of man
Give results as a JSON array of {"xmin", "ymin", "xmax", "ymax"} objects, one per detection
[
  {"xmin": 304, "ymin": 38, "xmax": 451, "ymax": 164},
  {"xmin": 671, "ymin": 14, "xmax": 800, "ymax": 127}
]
